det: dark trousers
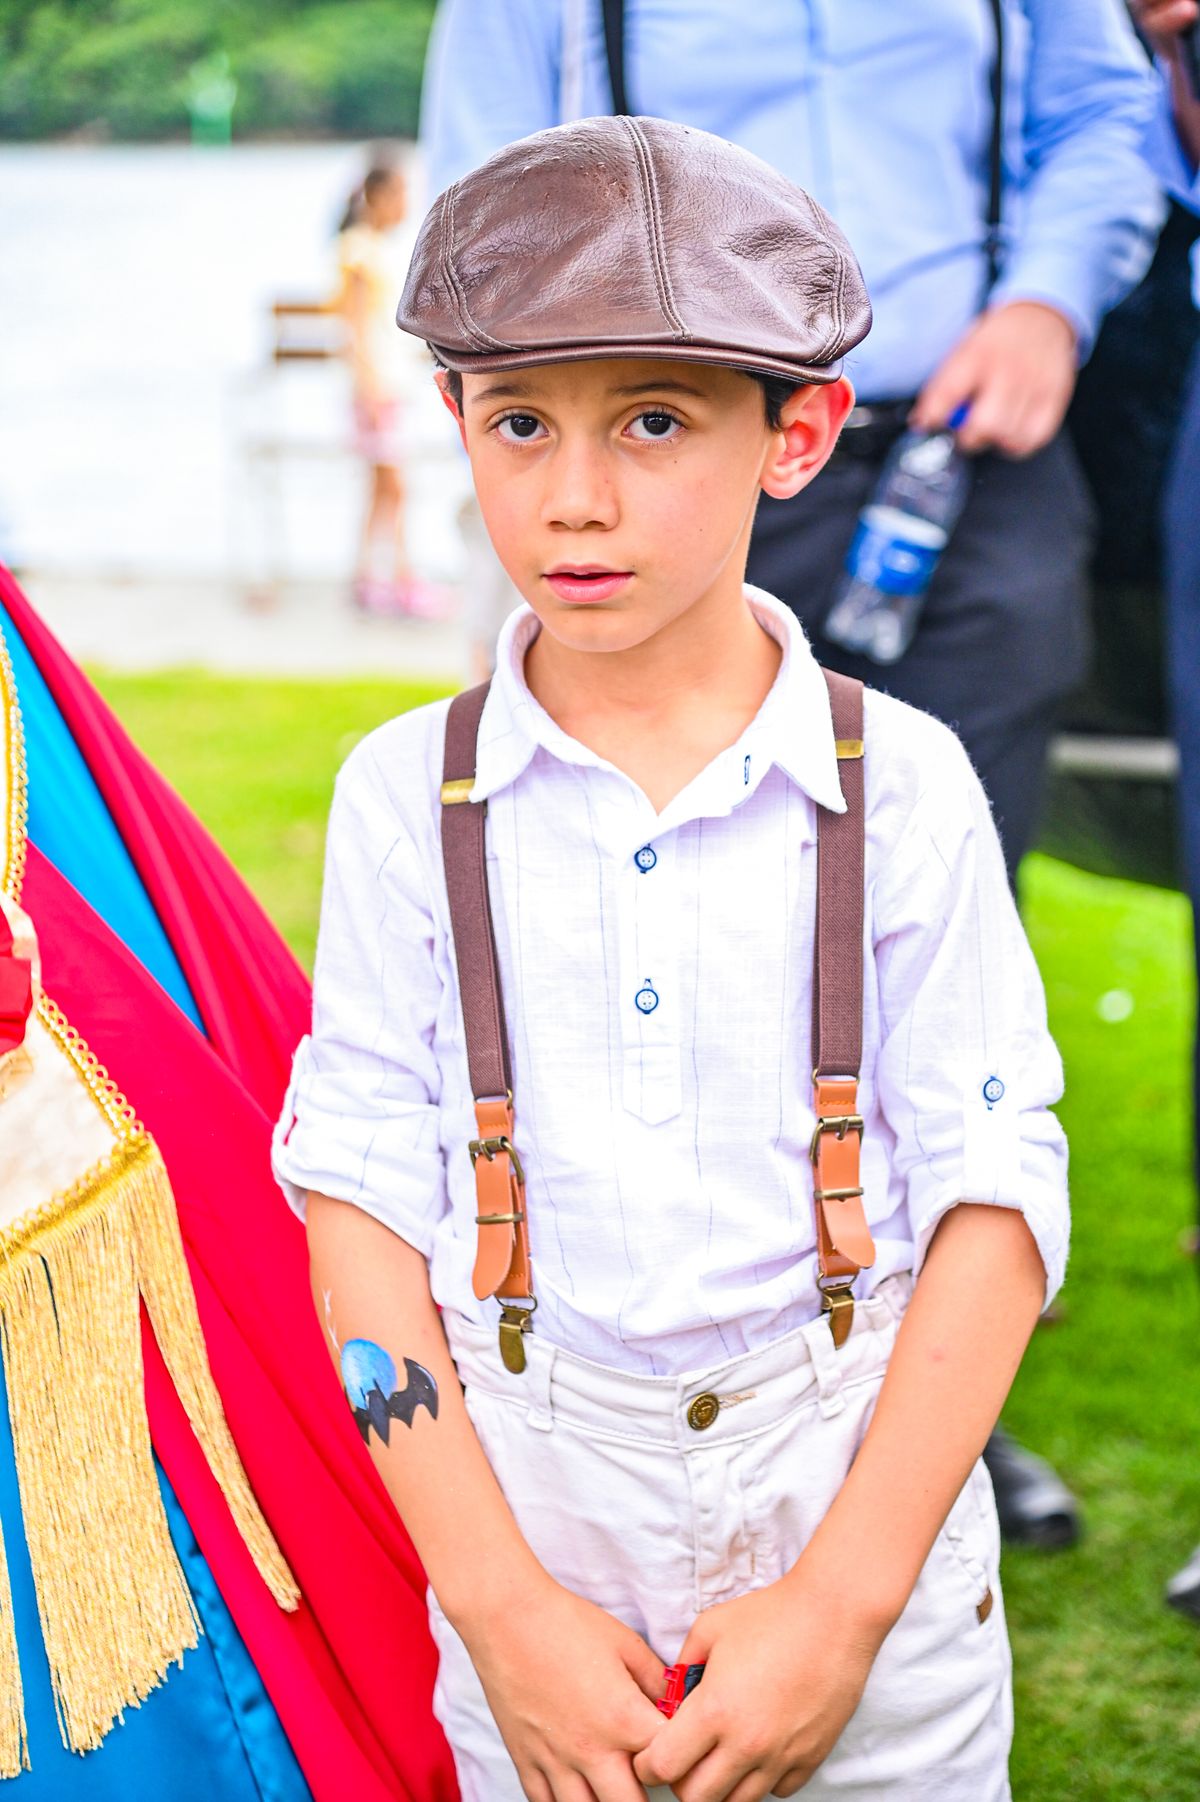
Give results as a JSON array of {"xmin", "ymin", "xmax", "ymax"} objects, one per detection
[
  {"xmin": 747, "ymin": 431, "xmax": 1096, "ymax": 882},
  {"xmin": 1165, "ymin": 348, "xmax": 1200, "ymax": 1188}
]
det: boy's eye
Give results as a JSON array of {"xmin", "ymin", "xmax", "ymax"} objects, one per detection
[
  {"xmin": 496, "ymin": 413, "xmax": 546, "ymax": 443},
  {"xmin": 626, "ymin": 411, "xmax": 683, "ymax": 441}
]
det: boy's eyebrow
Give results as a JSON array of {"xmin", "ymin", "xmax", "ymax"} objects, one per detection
[
  {"xmin": 469, "ymin": 381, "xmax": 533, "ymax": 404},
  {"xmin": 467, "ymin": 376, "xmax": 713, "ymax": 405},
  {"xmin": 609, "ymin": 379, "xmax": 710, "ymax": 399}
]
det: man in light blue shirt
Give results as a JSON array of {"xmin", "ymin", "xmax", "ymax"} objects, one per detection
[
  {"xmin": 1131, "ymin": 0, "xmax": 1200, "ymax": 1620},
  {"xmin": 422, "ymin": 0, "xmax": 1161, "ymax": 872},
  {"xmin": 419, "ymin": 0, "xmax": 1162, "ymax": 1549}
]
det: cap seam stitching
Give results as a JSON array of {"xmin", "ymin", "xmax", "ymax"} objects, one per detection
[
  {"xmin": 442, "ymin": 184, "xmax": 511, "ymax": 354},
  {"xmin": 621, "ymin": 117, "xmax": 687, "ymax": 341},
  {"xmin": 438, "ymin": 186, "xmax": 483, "ymax": 352},
  {"xmin": 824, "ymin": 248, "xmax": 847, "ymax": 364}
]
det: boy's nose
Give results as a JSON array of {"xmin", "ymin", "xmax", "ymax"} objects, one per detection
[{"xmin": 542, "ymin": 445, "xmax": 619, "ymax": 532}]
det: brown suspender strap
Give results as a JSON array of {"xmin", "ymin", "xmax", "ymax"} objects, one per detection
[
  {"xmin": 440, "ymin": 683, "xmax": 533, "ymax": 1371},
  {"xmin": 811, "ymin": 669, "xmax": 876, "ymax": 1347}
]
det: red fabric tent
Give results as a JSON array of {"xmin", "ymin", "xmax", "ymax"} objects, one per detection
[{"xmin": 3, "ymin": 568, "xmax": 458, "ymax": 1801}]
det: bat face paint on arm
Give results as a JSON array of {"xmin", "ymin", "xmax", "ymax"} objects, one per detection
[{"xmin": 340, "ymin": 1339, "xmax": 439, "ymax": 1447}]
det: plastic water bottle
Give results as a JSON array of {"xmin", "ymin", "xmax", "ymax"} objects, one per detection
[{"xmin": 823, "ymin": 409, "xmax": 971, "ymax": 666}]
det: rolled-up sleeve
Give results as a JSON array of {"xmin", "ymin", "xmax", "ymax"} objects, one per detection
[
  {"xmin": 872, "ymin": 732, "xmax": 1069, "ymax": 1305},
  {"xmin": 272, "ymin": 743, "xmax": 448, "ymax": 1255},
  {"xmin": 989, "ymin": 0, "xmax": 1163, "ymax": 353}
]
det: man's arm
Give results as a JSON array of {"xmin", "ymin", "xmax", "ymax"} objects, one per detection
[
  {"xmin": 915, "ymin": 0, "xmax": 1164, "ymax": 455},
  {"xmin": 306, "ymin": 1191, "xmax": 665, "ymax": 1802},
  {"xmin": 1134, "ymin": 0, "xmax": 1200, "ymax": 176},
  {"xmin": 421, "ymin": 0, "xmax": 562, "ymax": 196}
]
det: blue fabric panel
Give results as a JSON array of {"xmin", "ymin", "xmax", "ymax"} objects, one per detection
[{"xmin": 0, "ymin": 610, "xmax": 202, "ymax": 1029}]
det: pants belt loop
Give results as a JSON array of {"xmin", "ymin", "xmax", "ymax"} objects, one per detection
[
  {"xmin": 524, "ymin": 1342, "xmax": 555, "ymax": 1433},
  {"xmin": 801, "ymin": 1315, "xmax": 847, "ymax": 1420}
]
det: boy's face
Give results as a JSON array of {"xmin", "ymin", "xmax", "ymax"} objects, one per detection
[{"xmin": 452, "ymin": 357, "xmax": 851, "ymax": 658}]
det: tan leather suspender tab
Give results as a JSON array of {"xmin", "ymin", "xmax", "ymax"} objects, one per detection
[
  {"xmin": 812, "ymin": 672, "xmax": 877, "ymax": 1348},
  {"xmin": 470, "ymin": 1094, "xmax": 532, "ymax": 1302},
  {"xmin": 441, "ymin": 683, "xmax": 535, "ymax": 1370}
]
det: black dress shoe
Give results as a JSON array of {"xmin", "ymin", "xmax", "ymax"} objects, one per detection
[
  {"xmin": 1166, "ymin": 1544, "xmax": 1200, "ymax": 1619},
  {"xmin": 983, "ymin": 1427, "xmax": 1081, "ymax": 1549}
]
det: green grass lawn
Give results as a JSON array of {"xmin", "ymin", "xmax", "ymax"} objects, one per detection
[{"xmin": 94, "ymin": 666, "xmax": 1200, "ymax": 1801}]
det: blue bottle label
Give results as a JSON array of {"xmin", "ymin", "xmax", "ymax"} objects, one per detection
[{"xmin": 845, "ymin": 506, "xmax": 946, "ymax": 598}]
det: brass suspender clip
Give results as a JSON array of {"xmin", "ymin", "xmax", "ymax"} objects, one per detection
[
  {"xmin": 469, "ymin": 1134, "xmax": 526, "ymax": 1185},
  {"xmin": 818, "ymin": 1280, "xmax": 856, "ymax": 1351},
  {"xmin": 809, "ymin": 1114, "xmax": 864, "ymax": 1163},
  {"xmin": 498, "ymin": 1300, "xmax": 537, "ymax": 1374}
]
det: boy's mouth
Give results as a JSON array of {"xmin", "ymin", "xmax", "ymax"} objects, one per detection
[{"xmin": 543, "ymin": 566, "xmax": 633, "ymax": 605}]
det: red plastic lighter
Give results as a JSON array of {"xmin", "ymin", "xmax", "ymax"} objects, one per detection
[{"xmin": 656, "ymin": 1662, "xmax": 706, "ymax": 1719}]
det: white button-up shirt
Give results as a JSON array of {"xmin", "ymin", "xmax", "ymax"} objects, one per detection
[{"xmin": 273, "ymin": 589, "xmax": 1068, "ymax": 1376}]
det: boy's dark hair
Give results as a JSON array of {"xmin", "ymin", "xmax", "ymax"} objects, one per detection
[{"xmin": 438, "ymin": 364, "xmax": 802, "ymax": 430}]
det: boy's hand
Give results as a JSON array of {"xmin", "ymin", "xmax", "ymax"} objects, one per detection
[
  {"xmin": 632, "ymin": 1564, "xmax": 887, "ymax": 1801},
  {"xmin": 460, "ymin": 1573, "xmax": 668, "ymax": 1801}
]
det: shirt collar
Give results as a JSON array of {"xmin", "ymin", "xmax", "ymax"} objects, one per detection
[{"xmin": 471, "ymin": 585, "xmax": 847, "ymax": 818}]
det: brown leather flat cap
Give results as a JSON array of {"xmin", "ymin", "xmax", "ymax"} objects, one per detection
[{"xmin": 398, "ymin": 115, "xmax": 871, "ymax": 387}]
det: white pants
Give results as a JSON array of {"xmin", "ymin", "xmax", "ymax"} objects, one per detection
[{"xmin": 430, "ymin": 1278, "xmax": 1012, "ymax": 1800}]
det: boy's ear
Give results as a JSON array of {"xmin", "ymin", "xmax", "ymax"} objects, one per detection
[
  {"xmin": 759, "ymin": 378, "xmax": 855, "ymax": 501},
  {"xmin": 434, "ymin": 368, "xmax": 468, "ymax": 449}
]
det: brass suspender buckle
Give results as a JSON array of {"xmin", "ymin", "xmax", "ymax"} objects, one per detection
[
  {"xmin": 498, "ymin": 1300, "xmax": 537, "ymax": 1374},
  {"xmin": 809, "ymin": 1114, "xmax": 864, "ymax": 1164},
  {"xmin": 818, "ymin": 1279, "xmax": 856, "ymax": 1350},
  {"xmin": 469, "ymin": 1134, "xmax": 526, "ymax": 1185}
]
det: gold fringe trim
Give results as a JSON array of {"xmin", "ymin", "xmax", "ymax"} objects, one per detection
[
  {"xmin": 130, "ymin": 1138, "xmax": 299, "ymax": 1614},
  {"xmin": 0, "ymin": 1518, "xmax": 29, "ymax": 1777},
  {"xmin": 0, "ymin": 1132, "xmax": 297, "ymax": 1758}
]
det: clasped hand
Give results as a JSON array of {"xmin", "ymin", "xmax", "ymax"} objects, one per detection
[{"xmin": 465, "ymin": 1566, "xmax": 880, "ymax": 1802}]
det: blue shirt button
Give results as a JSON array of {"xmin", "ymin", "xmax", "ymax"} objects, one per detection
[
  {"xmin": 982, "ymin": 1075, "xmax": 1005, "ymax": 1107},
  {"xmin": 634, "ymin": 845, "xmax": 657, "ymax": 873},
  {"xmin": 635, "ymin": 983, "xmax": 660, "ymax": 1015}
]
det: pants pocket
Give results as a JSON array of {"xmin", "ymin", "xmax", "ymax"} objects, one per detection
[{"xmin": 936, "ymin": 1456, "xmax": 1001, "ymax": 1621}]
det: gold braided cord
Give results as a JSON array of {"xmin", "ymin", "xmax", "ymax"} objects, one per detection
[
  {"xmin": 35, "ymin": 992, "xmax": 139, "ymax": 1138},
  {"xmin": 0, "ymin": 618, "xmax": 33, "ymax": 1774},
  {"xmin": 0, "ymin": 622, "xmax": 27, "ymax": 904}
]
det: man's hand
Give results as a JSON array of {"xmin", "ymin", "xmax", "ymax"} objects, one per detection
[
  {"xmin": 1132, "ymin": 0, "xmax": 1198, "ymax": 58},
  {"xmin": 1130, "ymin": 0, "xmax": 1200, "ymax": 169},
  {"xmin": 461, "ymin": 1573, "xmax": 667, "ymax": 1801},
  {"xmin": 632, "ymin": 1564, "xmax": 887, "ymax": 1802},
  {"xmin": 911, "ymin": 300, "xmax": 1079, "ymax": 458}
]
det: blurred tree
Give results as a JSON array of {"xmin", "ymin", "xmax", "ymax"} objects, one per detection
[{"xmin": 0, "ymin": 0, "xmax": 436, "ymax": 140}]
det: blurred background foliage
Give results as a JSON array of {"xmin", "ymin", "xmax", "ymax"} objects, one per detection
[{"xmin": 0, "ymin": 0, "xmax": 437, "ymax": 141}]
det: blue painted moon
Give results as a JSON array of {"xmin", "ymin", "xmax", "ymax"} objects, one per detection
[{"xmin": 340, "ymin": 1338, "xmax": 397, "ymax": 1409}]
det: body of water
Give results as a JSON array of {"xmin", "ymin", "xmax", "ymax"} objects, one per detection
[{"xmin": 1, "ymin": 143, "xmax": 467, "ymax": 584}]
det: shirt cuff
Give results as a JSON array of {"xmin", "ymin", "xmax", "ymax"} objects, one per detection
[
  {"xmin": 984, "ymin": 275, "xmax": 1094, "ymax": 362},
  {"xmin": 1144, "ymin": 68, "xmax": 1200, "ymax": 211},
  {"xmin": 271, "ymin": 1037, "xmax": 447, "ymax": 1258},
  {"xmin": 906, "ymin": 1134, "xmax": 1070, "ymax": 1311}
]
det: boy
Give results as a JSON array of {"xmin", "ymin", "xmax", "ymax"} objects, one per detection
[{"xmin": 274, "ymin": 117, "xmax": 1068, "ymax": 1801}]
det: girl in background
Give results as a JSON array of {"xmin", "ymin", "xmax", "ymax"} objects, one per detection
[{"xmin": 336, "ymin": 156, "xmax": 442, "ymax": 617}]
